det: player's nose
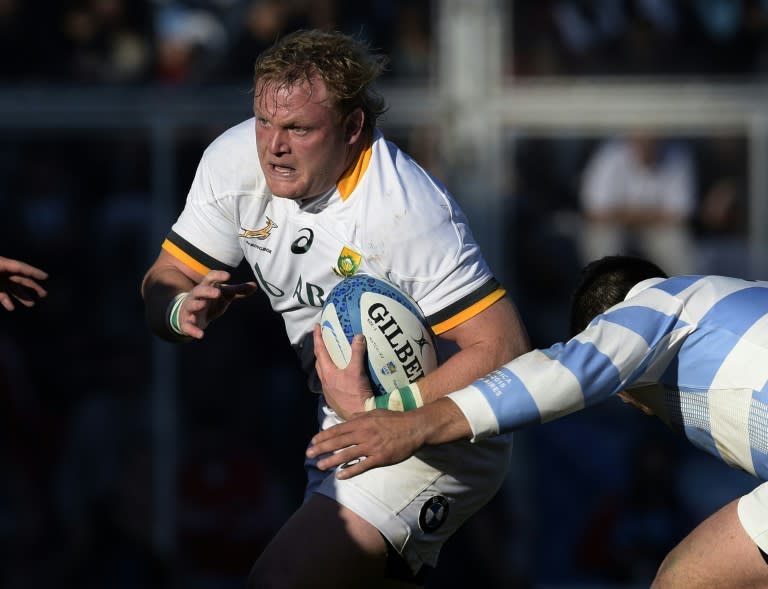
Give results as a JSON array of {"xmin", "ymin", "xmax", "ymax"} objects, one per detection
[{"xmin": 268, "ymin": 129, "xmax": 290, "ymax": 154}]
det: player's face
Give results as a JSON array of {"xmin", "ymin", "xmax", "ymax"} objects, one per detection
[{"xmin": 254, "ymin": 77, "xmax": 364, "ymax": 200}]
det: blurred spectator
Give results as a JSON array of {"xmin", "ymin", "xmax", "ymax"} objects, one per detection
[
  {"xmin": 61, "ymin": 0, "xmax": 151, "ymax": 84},
  {"xmin": 511, "ymin": 0, "xmax": 768, "ymax": 78},
  {"xmin": 153, "ymin": 2, "xmax": 228, "ymax": 84},
  {"xmin": 387, "ymin": 2, "xmax": 433, "ymax": 81},
  {"xmin": 578, "ymin": 131, "xmax": 697, "ymax": 274},
  {"xmin": 0, "ymin": 0, "xmax": 33, "ymax": 80},
  {"xmin": 694, "ymin": 136, "xmax": 751, "ymax": 276},
  {"xmin": 214, "ymin": 0, "xmax": 311, "ymax": 83}
]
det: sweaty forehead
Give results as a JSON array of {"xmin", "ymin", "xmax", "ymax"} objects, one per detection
[{"xmin": 254, "ymin": 77, "xmax": 333, "ymax": 116}]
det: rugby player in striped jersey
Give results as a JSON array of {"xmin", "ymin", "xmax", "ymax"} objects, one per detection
[{"xmin": 311, "ymin": 255, "xmax": 768, "ymax": 588}]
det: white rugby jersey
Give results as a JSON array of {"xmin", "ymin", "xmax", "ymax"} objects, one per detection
[
  {"xmin": 449, "ymin": 275, "xmax": 768, "ymax": 479},
  {"xmin": 162, "ymin": 118, "xmax": 505, "ymax": 383}
]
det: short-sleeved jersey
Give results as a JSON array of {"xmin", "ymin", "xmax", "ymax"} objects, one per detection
[
  {"xmin": 163, "ymin": 118, "xmax": 505, "ymax": 383},
  {"xmin": 450, "ymin": 275, "xmax": 768, "ymax": 479}
]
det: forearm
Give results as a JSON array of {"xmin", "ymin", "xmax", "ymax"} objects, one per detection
[
  {"xmin": 419, "ymin": 397, "xmax": 474, "ymax": 445},
  {"xmin": 418, "ymin": 339, "xmax": 516, "ymax": 404},
  {"xmin": 141, "ymin": 264, "xmax": 197, "ymax": 341},
  {"xmin": 418, "ymin": 297, "xmax": 530, "ymax": 404}
]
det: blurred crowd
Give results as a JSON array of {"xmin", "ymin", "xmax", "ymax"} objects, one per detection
[
  {"xmin": 0, "ymin": 0, "xmax": 433, "ymax": 85},
  {"xmin": 514, "ymin": 0, "xmax": 768, "ymax": 77},
  {"xmin": 2, "ymin": 0, "xmax": 768, "ymax": 86},
  {"xmin": 0, "ymin": 1, "xmax": 766, "ymax": 588}
]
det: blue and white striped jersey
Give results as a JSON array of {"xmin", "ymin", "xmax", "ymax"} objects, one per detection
[{"xmin": 449, "ymin": 275, "xmax": 768, "ymax": 479}]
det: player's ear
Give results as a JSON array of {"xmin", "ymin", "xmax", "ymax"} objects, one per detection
[{"xmin": 344, "ymin": 107, "xmax": 365, "ymax": 144}]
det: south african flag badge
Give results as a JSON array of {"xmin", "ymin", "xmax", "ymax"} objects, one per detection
[{"xmin": 334, "ymin": 246, "xmax": 362, "ymax": 277}]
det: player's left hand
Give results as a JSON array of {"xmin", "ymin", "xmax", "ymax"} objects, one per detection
[
  {"xmin": 0, "ymin": 256, "xmax": 48, "ymax": 311},
  {"xmin": 313, "ymin": 323, "xmax": 374, "ymax": 419},
  {"xmin": 178, "ymin": 271, "xmax": 258, "ymax": 339},
  {"xmin": 306, "ymin": 409, "xmax": 426, "ymax": 479}
]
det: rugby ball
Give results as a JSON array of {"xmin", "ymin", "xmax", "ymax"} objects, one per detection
[{"xmin": 320, "ymin": 274, "xmax": 438, "ymax": 396}]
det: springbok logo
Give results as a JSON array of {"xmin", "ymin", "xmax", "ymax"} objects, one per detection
[{"xmin": 239, "ymin": 217, "xmax": 278, "ymax": 240}]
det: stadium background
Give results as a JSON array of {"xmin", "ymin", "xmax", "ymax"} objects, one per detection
[{"xmin": 0, "ymin": 0, "xmax": 765, "ymax": 587}]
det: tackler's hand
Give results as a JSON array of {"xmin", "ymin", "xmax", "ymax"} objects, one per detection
[{"xmin": 306, "ymin": 409, "xmax": 427, "ymax": 479}]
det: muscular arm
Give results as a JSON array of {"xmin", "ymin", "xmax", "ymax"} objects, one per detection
[
  {"xmin": 315, "ymin": 295, "xmax": 530, "ymax": 418},
  {"xmin": 141, "ymin": 249, "xmax": 257, "ymax": 341},
  {"xmin": 417, "ymin": 296, "xmax": 530, "ymax": 403},
  {"xmin": 141, "ymin": 250, "xmax": 203, "ymax": 340}
]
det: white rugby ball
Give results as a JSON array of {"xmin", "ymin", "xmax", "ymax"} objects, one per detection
[{"xmin": 320, "ymin": 274, "xmax": 438, "ymax": 396}]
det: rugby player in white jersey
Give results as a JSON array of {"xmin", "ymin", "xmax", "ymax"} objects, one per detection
[
  {"xmin": 140, "ymin": 29, "xmax": 530, "ymax": 588},
  {"xmin": 310, "ymin": 254, "xmax": 768, "ymax": 588}
]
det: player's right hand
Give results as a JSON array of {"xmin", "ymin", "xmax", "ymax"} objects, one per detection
[
  {"xmin": 179, "ymin": 270, "xmax": 258, "ymax": 339},
  {"xmin": 313, "ymin": 323, "xmax": 374, "ymax": 419}
]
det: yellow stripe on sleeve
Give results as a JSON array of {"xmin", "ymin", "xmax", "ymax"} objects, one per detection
[
  {"xmin": 162, "ymin": 239, "xmax": 211, "ymax": 276},
  {"xmin": 431, "ymin": 287, "xmax": 507, "ymax": 335}
]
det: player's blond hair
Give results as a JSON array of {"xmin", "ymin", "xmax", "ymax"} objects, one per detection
[{"xmin": 253, "ymin": 29, "xmax": 389, "ymax": 136}]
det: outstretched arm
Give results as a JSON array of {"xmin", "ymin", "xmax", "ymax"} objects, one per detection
[
  {"xmin": 306, "ymin": 396, "xmax": 472, "ymax": 478},
  {"xmin": 0, "ymin": 256, "xmax": 48, "ymax": 311},
  {"xmin": 141, "ymin": 249, "xmax": 258, "ymax": 341}
]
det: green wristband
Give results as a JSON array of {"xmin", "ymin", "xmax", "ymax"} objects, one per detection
[
  {"xmin": 398, "ymin": 385, "xmax": 420, "ymax": 412},
  {"xmin": 374, "ymin": 393, "xmax": 391, "ymax": 410},
  {"xmin": 367, "ymin": 384, "xmax": 424, "ymax": 412},
  {"xmin": 167, "ymin": 292, "xmax": 190, "ymax": 336}
]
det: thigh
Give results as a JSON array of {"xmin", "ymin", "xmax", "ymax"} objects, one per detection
[
  {"xmin": 249, "ymin": 493, "xmax": 412, "ymax": 589},
  {"xmin": 311, "ymin": 433, "xmax": 514, "ymax": 576},
  {"xmin": 652, "ymin": 497, "xmax": 768, "ymax": 588}
]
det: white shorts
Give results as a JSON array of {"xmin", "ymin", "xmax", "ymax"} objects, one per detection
[
  {"xmin": 738, "ymin": 481, "xmax": 768, "ymax": 553},
  {"xmin": 305, "ymin": 401, "xmax": 514, "ymax": 575}
]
